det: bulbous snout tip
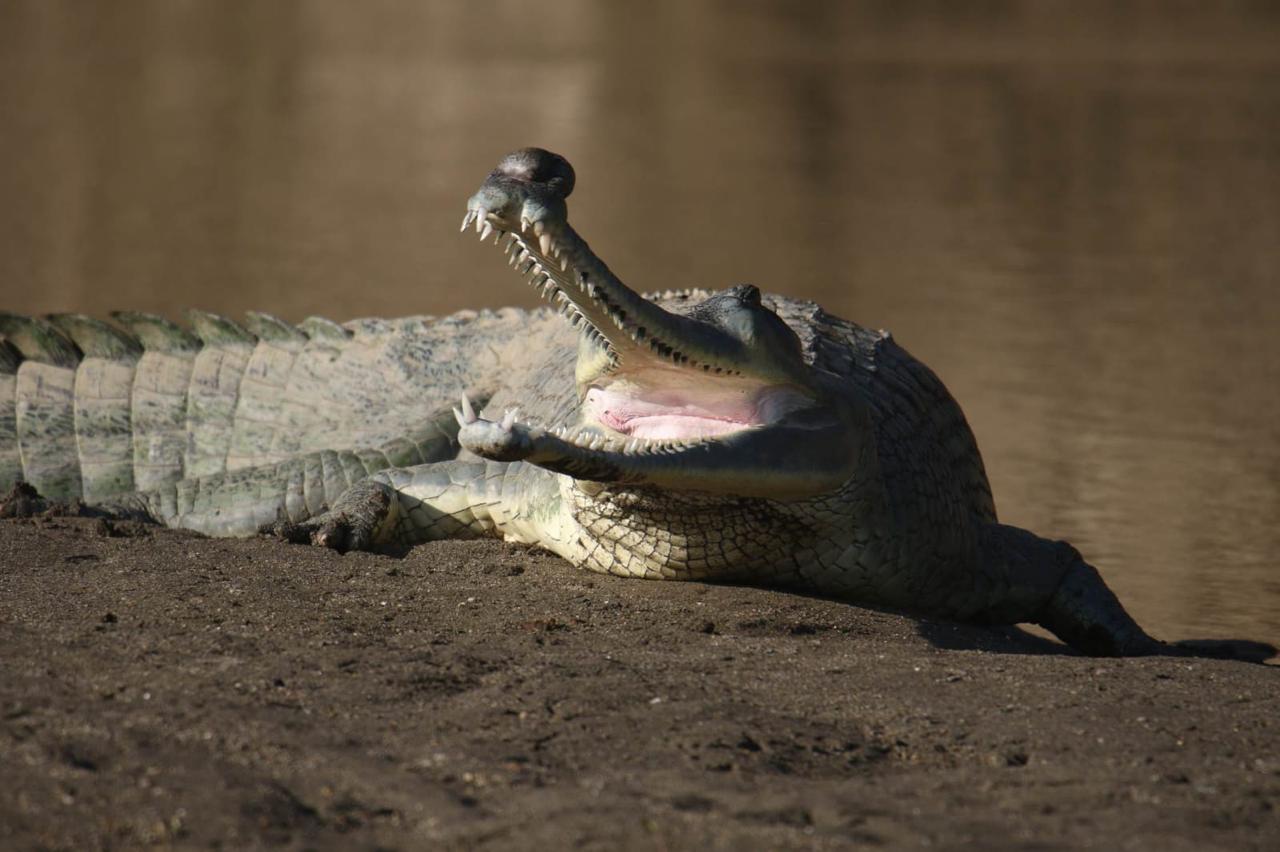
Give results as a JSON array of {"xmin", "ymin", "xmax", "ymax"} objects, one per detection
[{"xmin": 491, "ymin": 148, "xmax": 575, "ymax": 199}]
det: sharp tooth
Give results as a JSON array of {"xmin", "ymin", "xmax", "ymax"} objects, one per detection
[
  {"xmin": 538, "ymin": 233, "xmax": 553, "ymax": 255},
  {"xmin": 520, "ymin": 215, "xmax": 533, "ymax": 232},
  {"xmin": 479, "ymin": 221, "xmax": 494, "ymax": 242},
  {"xmin": 560, "ymin": 255, "xmax": 569, "ymax": 271},
  {"xmin": 532, "ymin": 220, "xmax": 546, "ymax": 236},
  {"xmin": 452, "ymin": 407, "xmax": 466, "ymax": 428},
  {"xmin": 521, "ymin": 260, "xmax": 536, "ymax": 274},
  {"xmin": 460, "ymin": 393, "xmax": 476, "ymax": 423},
  {"xmin": 501, "ymin": 408, "xmax": 518, "ymax": 429},
  {"xmin": 460, "ymin": 211, "xmax": 476, "ymax": 232},
  {"xmin": 541, "ymin": 281, "xmax": 555, "ymax": 297},
  {"xmin": 504, "ymin": 233, "xmax": 518, "ymax": 251},
  {"xmin": 474, "ymin": 213, "xmax": 486, "ymax": 234}
]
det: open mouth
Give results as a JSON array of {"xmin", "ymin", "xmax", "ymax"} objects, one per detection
[
  {"xmin": 459, "ymin": 218, "xmax": 775, "ymax": 447},
  {"xmin": 451, "ymin": 148, "xmax": 861, "ymax": 499},
  {"xmin": 470, "ymin": 213, "xmax": 799, "ymax": 444},
  {"xmin": 462, "ymin": 198, "xmax": 804, "ymax": 447}
]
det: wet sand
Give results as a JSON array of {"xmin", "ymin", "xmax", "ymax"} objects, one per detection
[{"xmin": 2, "ymin": 516, "xmax": 1276, "ymax": 850}]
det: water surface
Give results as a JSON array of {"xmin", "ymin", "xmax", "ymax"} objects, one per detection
[{"xmin": 1, "ymin": 2, "xmax": 1277, "ymax": 646}]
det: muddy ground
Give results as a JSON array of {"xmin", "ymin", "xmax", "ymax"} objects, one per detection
[{"xmin": 0, "ymin": 516, "xmax": 1276, "ymax": 851}]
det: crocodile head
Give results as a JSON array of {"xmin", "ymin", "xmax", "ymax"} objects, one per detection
[{"xmin": 458, "ymin": 148, "xmax": 870, "ymax": 501}]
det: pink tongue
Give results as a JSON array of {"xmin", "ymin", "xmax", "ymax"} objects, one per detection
[
  {"xmin": 600, "ymin": 410, "xmax": 746, "ymax": 439},
  {"xmin": 589, "ymin": 388, "xmax": 756, "ymax": 440}
]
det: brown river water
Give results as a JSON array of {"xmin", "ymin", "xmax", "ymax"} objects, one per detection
[{"xmin": 1, "ymin": 2, "xmax": 1277, "ymax": 647}]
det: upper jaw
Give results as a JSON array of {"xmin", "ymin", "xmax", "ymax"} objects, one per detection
[
  {"xmin": 463, "ymin": 168, "xmax": 626, "ymax": 368},
  {"xmin": 463, "ymin": 152, "xmax": 817, "ymax": 391}
]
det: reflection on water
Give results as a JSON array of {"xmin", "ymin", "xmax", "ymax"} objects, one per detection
[{"xmin": 1, "ymin": 2, "xmax": 1277, "ymax": 645}]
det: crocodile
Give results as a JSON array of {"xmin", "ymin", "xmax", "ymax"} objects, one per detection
[{"xmin": 0, "ymin": 147, "xmax": 1178, "ymax": 656}]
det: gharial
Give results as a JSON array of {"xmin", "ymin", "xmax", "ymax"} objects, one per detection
[{"xmin": 0, "ymin": 147, "xmax": 1190, "ymax": 656}]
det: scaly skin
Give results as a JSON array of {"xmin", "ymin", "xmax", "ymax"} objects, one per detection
[{"xmin": 1, "ymin": 148, "xmax": 1171, "ymax": 656}]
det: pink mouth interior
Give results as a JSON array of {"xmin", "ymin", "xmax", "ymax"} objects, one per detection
[{"xmin": 584, "ymin": 386, "xmax": 762, "ymax": 440}]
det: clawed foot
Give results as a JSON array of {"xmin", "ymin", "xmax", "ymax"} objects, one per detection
[
  {"xmin": 0, "ymin": 480, "xmax": 146, "ymax": 522},
  {"xmin": 0, "ymin": 481, "xmax": 50, "ymax": 518},
  {"xmin": 453, "ymin": 394, "xmax": 532, "ymax": 461},
  {"xmin": 266, "ymin": 479, "xmax": 396, "ymax": 554},
  {"xmin": 271, "ymin": 513, "xmax": 376, "ymax": 553}
]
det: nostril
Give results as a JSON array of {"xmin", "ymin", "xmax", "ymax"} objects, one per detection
[{"xmin": 734, "ymin": 285, "xmax": 762, "ymax": 306}]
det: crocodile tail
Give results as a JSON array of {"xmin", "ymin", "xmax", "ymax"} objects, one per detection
[
  {"xmin": 0, "ymin": 313, "xmax": 84, "ymax": 499},
  {"xmin": 1, "ymin": 306, "xmax": 517, "ymax": 508},
  {"xmin": 122, "ymin": 309, "xmax": 326, "ymax": 492},
  {"xmin": 47, "ymin": 315, "xmax": 145, "ymax": 503},
  {"xmin": 0, "ymin": 309, "xmax": 351, "ymax": 504},
  {"xmin": 1034, "ymin": 551, "xmax": 1165, "ymax": 656},
  {"xmin": 111, "ymin": 312, "xmax": 202, "ymax": 494},
  {"xmin": 0, "ymin": 337, "xmax": 24, "ymax": 488},
  {"xmin": 180, "ymin": 310, "xmax": 260, "ymax": 480}
]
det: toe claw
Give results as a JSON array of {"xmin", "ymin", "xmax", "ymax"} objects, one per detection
[{"xmin": 270, "ymin": 519, "xmax": 312, "ymax": 545}]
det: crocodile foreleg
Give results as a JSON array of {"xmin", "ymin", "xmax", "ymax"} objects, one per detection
[
  {"xmin": 98, "ymin": 403, "xmax": 474, "ymax": 537},
  {"xmin": 272, "ymin": 459, "xmax": 568, "ymax": 555},
  {"xmin": 105, "ymin": 448, "xmax": 392, "ymax": 536}
]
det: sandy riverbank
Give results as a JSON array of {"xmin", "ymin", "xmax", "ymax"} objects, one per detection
[{"xmin": 1, "ymin": 516, "xmax": 1276, "ymax": 850}]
